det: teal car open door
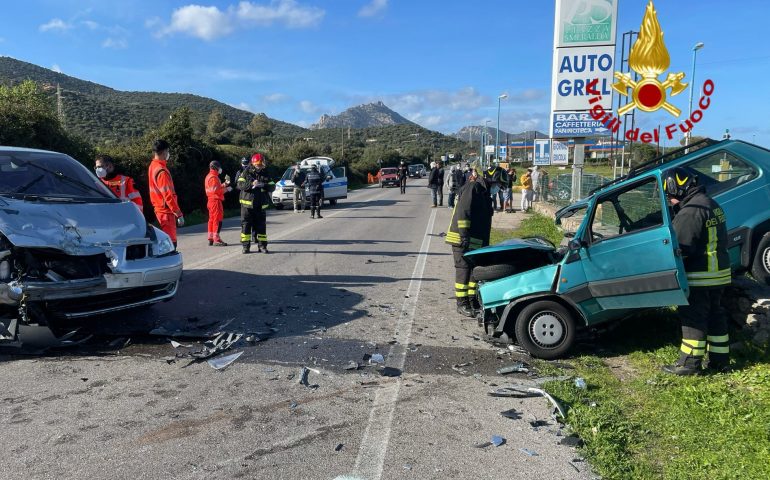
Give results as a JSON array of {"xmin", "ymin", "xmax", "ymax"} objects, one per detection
[{"xmin": 558, "ymin": 174, "xmax": 690, "ymax": 324}]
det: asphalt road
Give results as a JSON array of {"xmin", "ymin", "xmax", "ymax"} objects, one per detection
[{"xmin": 0, "ymin": 180, "xmax": 593, "ymax": 480}]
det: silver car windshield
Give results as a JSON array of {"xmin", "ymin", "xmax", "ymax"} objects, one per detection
[{"xmin": 0, "ymin": 151, "xmax": 115, "ymax": 200}]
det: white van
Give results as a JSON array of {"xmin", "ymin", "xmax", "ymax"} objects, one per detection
[{"xmin": 272, "ymin": 156, "xmax": 348, "ymax": 209}]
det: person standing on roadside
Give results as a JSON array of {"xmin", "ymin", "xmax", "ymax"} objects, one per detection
[
  {"xmin": 531, "ymin": 166, "xmax": 542, "ymax": 202},
  {"xmin": 446, "ymin": 167, "xmax": 494, "ymax": 317},
  {"xmin": 148, "ymin": 139, "xmax": 183, "ymax": 248},
  {"xmin": 291, "ymin": 162, "xmax": 306, "ymax": 213},
  {"xmin": 447, "ymin": 165, "xmax": 460, "ymax": 208},
  {"xmin": 504, "ymin": 166, "xmax": 517, "ymax": 213},
  {"xmin": 520, "ymin": 167, "xmax": 534, "ymax": 212},
  {"xmin": 304, "ymin": 163, "xmax": 324, "ymax": 219},
  {"xmin": 237, "ymin": 153, "xmax": 275, "ymax": 254},
  {"xmin": 428, "ymin": 161, "xmax": 441, "ymax": 207},
  {"xmin": 397, "ymin": 161, "xmax": 408, "ymax": 194},
  {"xmin": 95, "ymin": 154, "xmax": 143, "ymax": 213},
  {"xmin": 205, "ymin": 160, "xmax": 231, "ymax": 246},
  {"xmin": 484, "ymin": 160, "xmax": 505, "ymax": 211},
  {"xmin": 662, "ymin": 168, "xmax": 731, "ymax": 375}
]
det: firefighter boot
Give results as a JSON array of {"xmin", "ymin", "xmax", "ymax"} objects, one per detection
[
  {"xmin": 316, "ymin": 209, "xmax": 323, "ymax": 219},
  {"xmin": 456, "ymin": 298, "xmax": 475, "ymax": 318},
  {"xmin": 242, "ymin": 243, "xmax": 250, "ymax": 254},
  {"xmin": 262, "ymin": 244, "xmax": 269, "ymax": 254},
  {"xmin": 310, "ymin": 207, "xmax": 315, "ymax": 219},
  {"xmin": 662, "ymin": 356, "xmax": 702, "ymax": 376}
]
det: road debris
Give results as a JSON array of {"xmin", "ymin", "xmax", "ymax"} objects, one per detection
[
  {"xmin": 298, "ymin": 366, "xmax": 320, "ymax": 388},
  {"xmin": 491, "ymin": 436, "xmax": 506, "ymax": 447},
  {"xmin": 345, "ymin": 361, "xmax": 360, "ymax": 371},
  {"xmin": 451, "ymin": 362, "xmax": 473, "ymax": 374},
  {"xmin": 170, "ymin": 340, "xmax": 192, "ymax": 348},
  {"xmin": 519, "ymin": 448, "xmax": 539, "ymax": 457},
  {"xmin": 369, "ymin": 353, "xmax": 385, "ymax": 364},
  {"xmin": 559, "ymin": 435, "xmax": 584, "ymax": 447},
  {"xmin": 335, "ymin": 443, "xmax": 344, "ymax": 452},
  {"xmin": 488, "ymin": 385, "xmax": 540, "ymax": 398},
  {"xmin": 500, "ymin": 409, "xmax": 521, "ymax": 420},
  {"xmin": 496, "ymin": 362, "xmax": 529, "ymax": 374},
  {"xmin": 379, "ymin": 367, "xmax": 401, "ymax": 377},
  {"xmin": 207, "ymin": 351, "xmax": 243, "ymax": 370},
  {"xmin": 574, "ymin": 377, "xmax": 587, "ymax": 389}
]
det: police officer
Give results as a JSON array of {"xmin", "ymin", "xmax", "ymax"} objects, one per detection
[
  {"xmin": 445, "ymin": 167, "xmax": 494, "ymax": 317},
  {"xmin": 397, "ymin": 161, "xmax": 408, "ymax": 194},
  {"xmin": 304, "ymin": 163, "xmax": 324, "ymax": 219},
  {"xmin": 663, "ymin": 167, "xmax": 731, "ymax": 375},
  {"xmin": 237, "ymin": 153, "xmax": 275, "ymax": 254}
]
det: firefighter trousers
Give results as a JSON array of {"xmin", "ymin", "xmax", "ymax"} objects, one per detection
[
  {"xmin": 452, "ymin": 246, "xmax": 477, "ymax": 305},
  {"xmin": 207, "ymin": 199, "xmax": 224, "ymax": 242},
  {"xmin": 240, "ymin": 206, "xmax": 267, "ymax": 246},
  {"xmin": 678, "ymin": 287, "xmax": 729, "ymax": 367}
]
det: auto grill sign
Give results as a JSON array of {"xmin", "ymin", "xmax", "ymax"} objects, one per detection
[{"xmin": 553, "ymin": 46, "xmax": 614, "ymax": 111}]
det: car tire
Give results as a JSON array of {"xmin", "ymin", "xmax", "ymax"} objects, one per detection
[
  {"xmin": 473, "ymin": 264, "xmax": 518, "ymax": 282},
  {"xmin": 751, "ymin": 233, "xmax": 770, "ymax": 285},
  {"xmin": 514, "ymin": 300, "xmax": 575, "ymax": 359},
  {"xmin": 329, "ymin": 199, "xmax": 337, "ymax": 206},
  {"xmin": 274, "ymin": 203, "xmax": 284, "ymax": 210}
]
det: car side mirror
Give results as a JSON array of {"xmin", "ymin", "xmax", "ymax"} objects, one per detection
[{"xmin": 568, "ymin": 239, "xmax": 584, "ymax": 251}]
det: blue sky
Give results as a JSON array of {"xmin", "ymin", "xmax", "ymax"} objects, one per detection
[{"xmin": 1, "ymin": 0, "xmax": 769, "ymax": 145}]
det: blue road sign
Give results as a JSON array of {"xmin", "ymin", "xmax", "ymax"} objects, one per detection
[{"xmin": 552, "ymin": 111, "xmax": 611, "ymax": 137}]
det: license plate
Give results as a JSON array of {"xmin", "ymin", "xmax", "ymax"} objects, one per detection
[{"xmin": 104, "ymin": 273, "xmax": 143, "ymax": 289}]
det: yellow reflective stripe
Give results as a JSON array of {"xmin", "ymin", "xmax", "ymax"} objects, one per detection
[
  {"xmin": 257, "ymin": 235, "xmax": 267, "ymax": 241},
  {"xmin": 240, "ymin": 234, "xmax": 250, "ymax": 241},
  {"xmin": 687, "ymin": 269, "xmax": 731, "ymax": 279},
  {"xmin": 238, "ymin": 177, "xmax": 246, "ymax": 182},
  {"xmin": 689, "ymin": 277, "xmax": 731, "ymax": 287},
  {"xmin": 707, "ymin": 226, "xmax": 718, "ymax": 273},
  {"xmin": 455, "ymin": 283, "xmax": 466, "ymax": 289},
  {"xmin": 457, "ymin": 220, "xmax": 471, "ymax": 228},
  {"xmin": 707, "ymin": 334, "xmax": 729, "ymax": 343},
  {"xmin": 467, "ymin": 289, "xmax": 476, "ymax": 295},
  {"xmin": 240, "ymin": 199, "xmax": 253, "ymax": 206},
  {"xmin": 468, "ymin": 282, "xmax": 477, "ymax": 288},
  {"xmin": 262, "ymin": 204, "xmax": 269, "ymax": 209},
  {"xmin": 683, "ymin": 339, "xmax": 706, "ymax": 348},
  {"xmin": 456, "ymin": 292, "xmax": 468, "ymax": 297},
  {"xmin": 707, "ymin": 345, "xmax": 730, "ymax": 353},
  {"xmin": 680, "ymin": 344, "xmax": 705, "ymax": 356}
]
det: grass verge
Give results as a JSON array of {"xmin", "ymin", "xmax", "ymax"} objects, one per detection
[
  {"xmin": 491, "ymin": 221, "xmax": 770, "ymax": 479},
  {"xmin": 490, "ymin": 212, "xmax": 564, "ymax": 246}
]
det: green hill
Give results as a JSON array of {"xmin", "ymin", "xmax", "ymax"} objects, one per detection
[{"xmin": 0, "ymin": 56, "xmax": 305, "ymax": 143}]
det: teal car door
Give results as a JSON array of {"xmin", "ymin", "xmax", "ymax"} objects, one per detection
[{"xmin": 560, "ymin": 175, "xmax": 689, "ymax": 317}]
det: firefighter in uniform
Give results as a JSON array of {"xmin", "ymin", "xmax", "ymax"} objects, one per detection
[
  {"xmin": 95, "ymin": 154, "xmax": 143, "ymax": 213},
  {"xmin": 663, "ymin": 168, "xmax": 731, "ymax": 375},
  {"xmin": 148, "ymin": 139, "xmax": 183, "ymax": 248},
  {"xmin": 397, "ymin": 161, "xmax": 408, "ymax": 194},
  {"xmin": 446, "ymin": 167, "xmax": 494, "ymax": 317},
  {"xmin": 205, "ymin": 160, "xmax": 231, "ymax": 246},
  {"xmin": 237, "ymin": 153, "xmax": 275, "ymax": 254},
  {"xmin": 304, "ymin": 163, "xmax": 324, "ymax": 219}
]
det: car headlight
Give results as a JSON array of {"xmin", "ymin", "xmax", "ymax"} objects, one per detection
[
  {"xmin": 154, "ymin": 227, "xmax": 175, "ymax": 256},
  {"xmin": 105, "ymin": 250, "xmax": 120, "ymax": 269}
]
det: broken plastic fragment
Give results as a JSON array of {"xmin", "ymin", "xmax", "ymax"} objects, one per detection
[
  {"xmin": 574, "ymin": 377, "xmax": 587, "ymax": 389},
  {"xmin": 335, "ymin": 443, "xmax": 344, "ymax": 452},
  {"xmin": 491, "ymin": 436, "xmax": 505, "ymax": 447},
  {"xmin": 345, "ymin": 361, "xmax": 359, "ymax": 371},
  {"xmin": 298, "ymin": 366, "xmax": 310, "ymax": 386},
  {"xmin": 370, "ymin": 353, "xmax": 385, "ymax": 364},
  {"xmin": 379, "ymin": 367, "xmax": 401, "ymax": 377},
  {"xmin": 519, "ymin": 448, "xmax": 539, "ymax": 457},
  {"xmin": 207, "ymin": 351, "xmax": 243, "ymax": 370},
  {"xmin": 496, "ymin": 362, "xmax": 529, "ymax": 374},
  {"xmin": 488, "ymin": 385, "xmax": 540, "ymax": 398},
  {"xmin": 527, "ymin": 387, "xmax": 567, "ymax": 419},
  {"xmin": 500, "ymin": 409, "xmax": 521, "ymax": 420},
  {"xmin": 170, "ymin": 340, "xmax": 192, "ymax": 348}
]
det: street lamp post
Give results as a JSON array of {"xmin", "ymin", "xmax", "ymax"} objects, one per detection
[
  {"xmin": 496, "ymin": 93, "xmax": 508, "ymax": 168},
  {"xmin": 686, "ymin": 42, "xmax": 704, "ymax": 146},
  {"xmin": 484, "ymin": 120, "xmax": 492, "ymax": 169}
]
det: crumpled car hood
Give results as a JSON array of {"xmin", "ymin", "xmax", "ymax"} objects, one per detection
[
  {"xmin": 465, "ymin": 237, "xmax": 555, "ymax": 258},
  {"xmin": 0, "ymin": 197, "xmax": 146, "ymax": 255}
]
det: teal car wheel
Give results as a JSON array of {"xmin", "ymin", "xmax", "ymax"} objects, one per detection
[
  {"xmin": 514, "ymin": 300, "xmax": 576, "ymax": 359},
  {"xmin": 751, "ymin": 234, "xmax": 770, "ymax": 285}
]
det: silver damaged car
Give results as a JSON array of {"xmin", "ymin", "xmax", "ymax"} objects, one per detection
[{"xmin": 0, "ymin": 147, "xmax": 183, "ymax": 344}]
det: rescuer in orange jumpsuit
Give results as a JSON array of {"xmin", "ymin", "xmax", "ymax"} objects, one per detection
[
  {"xmin": 205, "ymin": 160, "xmax": 231, "ymax": 246},
  {"xmin": 148, "ymin": 139, "xmax": 183, "ymax": 247},
  {"xmin": 94, "ymin": 154, "xmax": 144, "ymax": 213}
]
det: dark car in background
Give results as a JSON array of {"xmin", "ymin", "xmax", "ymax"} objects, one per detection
[{"xmin": 408, "ymin": 164, "xmax": 426, "ymax": 178}]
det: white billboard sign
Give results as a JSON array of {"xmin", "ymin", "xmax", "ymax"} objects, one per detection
[
  {"xmin": 551, "ymin": 45, "xmax": 614, "ymax": 111},
  {"xmin": 552, "ymin": 140, "xmax": 569, "ymax": 165}
]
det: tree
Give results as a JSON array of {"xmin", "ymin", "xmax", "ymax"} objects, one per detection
[
  {"xmin": 248, "ymin": 113, "xmax": 273, "ymax": 138},
  {"xmin": 205, "ymin": 109, "xmax": 229, "ymax": 144}
]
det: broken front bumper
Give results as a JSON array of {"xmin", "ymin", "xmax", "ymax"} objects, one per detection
[{"xmin": 1, "ymin": 252, "xmax": 183, "ymax": 319}]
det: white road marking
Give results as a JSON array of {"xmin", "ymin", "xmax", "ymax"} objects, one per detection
[{"xmin": 349, "ymin": 207, "xmax": 437, "ymax": 480}]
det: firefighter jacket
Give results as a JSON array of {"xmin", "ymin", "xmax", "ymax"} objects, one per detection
[
  {"xmin": 671, "ymin": 186, "xmax": 730, "ymax": 287},
  {"xmin": 237, "ymin": 167, "xmax": 275, "ymax": 210},
  {"xmin": 446, "ymin": 178, "xmax": 494, "ymax": 251},
  {"xmin": 148, "ymin": 159, "xmax": 182, "ymax": 217},
  {"xmin": 304, "ymin": 169, "xmax": 324, "ymax": 196},
  {"xmin": 101, "ymin": 174, "xmax": 143, "ymax": 210},
  {"xmin": 205, "ymin": 169, "xmax": 226, "ymax": 201},
  {"xmin": 484, "ymin": 166, "xmax": 506, "ymax": 187},
  {"xmin": 397, "ymin": 165, "xmax": 408, "ymax": 179}
]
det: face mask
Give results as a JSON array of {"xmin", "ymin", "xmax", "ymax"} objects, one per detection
[
  {"xmin": 95, "ymin": 167, "xmax": 107, "ymax": 178},
  {"xmin": 218, "ymin": 168, "xmax": 223, "ymax": 174}
]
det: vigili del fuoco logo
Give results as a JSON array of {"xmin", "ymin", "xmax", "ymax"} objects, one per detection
[{"xmin": 587, "ymin": 0, "xmax": 715, "ymax": 143}]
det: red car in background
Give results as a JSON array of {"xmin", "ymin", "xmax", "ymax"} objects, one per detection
[{"xmin": 378, "ymin": 167, "xmax": 400, "ymax": 188}]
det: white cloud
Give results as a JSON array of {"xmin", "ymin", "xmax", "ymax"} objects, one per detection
[
  {"xmin": 102, "ymin": 37, "xmax": 128, "ymax": 49},
  {"xmin": 263, "ymin": 93, "xmax": 290, "ymax": 103},
  {"xmin": 237, "ymin": 0, "xmax": 325, "ymax": 28},
  {"xmin": 40, "ymin": 19, "xmax": 73, "ymax": 32},
  {"xmin": 51, "ymin": 64, "xmax": 63, "ymax": 73},
  {"xmin": 82, "ymin": 20, "xmax": 100, "ymax": 30},
  {"xmin": 161, "ymin": 5, "xmax": 234, "ymax": 40},
  {"xmin": 299, "ymin": 100, "xmax": 321, "ymax": 114},
  {"xmin": 231, "ymin": 102, "xmax": 255, "ymax": 112},
  {"xmin": 358, "ymin": 0, "xmax": 388, "ymax": 18}
]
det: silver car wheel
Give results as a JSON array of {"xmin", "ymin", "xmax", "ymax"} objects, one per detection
[
  {"xmin": 529, "ymin": 311, "xmax": 566, "ymax": 348},
  {"xmin": 763, "ymin": 245, "xmax": 770, "ymax": 273}
]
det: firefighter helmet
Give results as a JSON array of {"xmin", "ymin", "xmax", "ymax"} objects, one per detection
[
  {"xmin": 664, "ymin": 168, "xmax": 697, "ymax": 199},
  {"xmin": 251, "ymin": 153, "xmax": 265, "ymax": 167}
]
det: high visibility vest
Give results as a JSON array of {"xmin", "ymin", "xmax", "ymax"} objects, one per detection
[
  {"xmin": 205, "ymin": 169, "xmax": 226, "ymax": 201},
  {"xmin": 148, "ymin": 159, "xmax": 182, "ymax": 216},
  {"xmin": 101, "ymin": 174, "xmax": 143, "ymax": 210}
]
